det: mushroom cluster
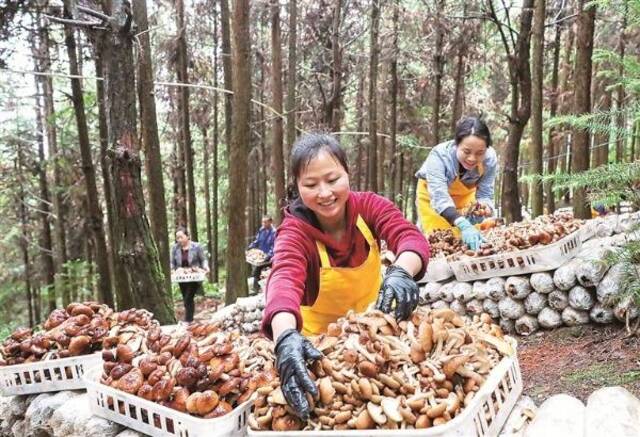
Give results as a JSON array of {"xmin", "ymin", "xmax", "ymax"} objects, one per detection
[
  {"xmin": 246, "ymin": 248, "xmax": 268, "ymax": 265},
  {"xmin": 0, "ymin": 302, "xmax": 115, "ymax": 366},
  {"xmin": 428, "ymin": 230, "xmax": 467, "ymax": 258},
  {"xmin": 100, "ymin": 323, "xmax": 277, "ymax": 421},
  {"xmin": 249, "ymin": 308, "xmax": 514, "ymax": 431}
]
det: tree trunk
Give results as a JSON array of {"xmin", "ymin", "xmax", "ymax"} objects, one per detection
[
  {"xmin": 431, "ymin": 0, "xmax": 445, "ymax": 145},
  {"xmin": 174, "ymin": 0, "xmax": 198, "ymax": 240},
  {"xmin": 572, "ymin": 0, "xmax": 596, "ymax": 219},
  {"xmin": 95, "ymin": 38, "xmax": 131, "ymax": 310},
  {"xmin": 367, "ymin": 0, "xmax": 380, "ymax": 193},
  {"xmin": 616, "ymin": 0, "xmax": 628, "ymax": 163},
  {"xmin": 387, "ymin": 0, "xmax": 399, "ymax": 204},
  {"xmin": 530, "ymin": 0, "xmax": 545, "ymax": 217},
  {"xmin": 270, "ymin": 0, "xmax": 286, "ymax": 224},
  {"xmin": 31, "ymin": 33, "xmax": 56, "ymax": 313},
  {"xmin": 131, "ymin": 0, "xmax": 172, "ymax": 296},
  {"xmin": 103, "ymin": 1, "xmax": 176, "ymax": 324},
  {"xmin": 285, "ymin": 0, "xmax": 298, "ymax": 162},
  {"xmin": 212, "ymin": 2, "xmax": 220, "ymax": 283},
  {"xmin": 62, "ymin": 1, "xmax": 113, "ymax": 306},
  {"xmin": 39, "ymin": 20, "xmax": 68, "ymax": 306},
  {"xmin": 225, "ymin": 0, "xmax": 252, "ymax": 305},
  {"xmin": 325, "ymin": 0, "xmax": 343, "ymax": 132},
  {"xmin": 16, "ymin": 148, "xmax": 34, "ymax": 328},
  {"xmin": 354, "ymin": 73, "xmax": 365, "ymax": 191},
  {"xmin": 594, "ymin": 82, "xmax": 612, "ymax": 167},
  {"xmin": 494, "ymin": 0, "xmax": 533, "ymax": 223},
  {"xmin": 202, "ymin": 125, "xmax": 214, "ymax": 284},
  {"xmin": 545, "ymin": 13, "xmax": 563, "ymax": 214},
  {"xmin": 221, "ymin": 0, "xmax": 233, "ymax": 156}
]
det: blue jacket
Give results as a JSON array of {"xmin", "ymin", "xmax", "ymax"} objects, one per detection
[
  {"xmin": 415, "ymin": 140, "xmax": 498, "ymax": 215},
  {"xmin": 248, "ymin": 227, "xmax": 276, "ymax": 258}
]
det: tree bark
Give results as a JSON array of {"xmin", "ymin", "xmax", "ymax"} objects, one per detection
[
  {"xmin": 103, "ymin": 1, "xmax": 176, "ymax": 324},
  {"xmin": 221, "ymin": 0, "xmax": 233, "ymax": 156},
  {"xmin": 387, "ymin": 0, "xmax": 399, "ymax": 204},
  {"xmin": 491, "ymin": 0, "xmax": 534, "ymax": 223},
  {"xmin": 431, "ymin": 0, "xmax": 445, "ymax": 145},
  {"xmin": 367, "ymin": 0, "xmax": 380, "ymax": 193},
  {"xmin": 94, "ymin": 37, "xmax": 131, "ymax": 310},
  {"xmin": 16, "ymin": 147, "xmax": 34, "ymax": 328},
  {"xmin": 571, "ymin": 0, "xmax": 596, "ymax": 219},
  {"xmin": 615, "ymin": 0, "xmax": 628, "ymax": 163},
  {"xmin": 31, "ymin": 31, "xmax": 56, "ymax": 313},
  {"xmin": 202, "ymin": 125, "xmax": 214, "ymax": 284},
  {"xmin": 594, "ymin": 81, "xmax": 612, "ymax": 167},
  {"xmin": 131, "ymin": 0, "xmax": 172, "ymax": 296},
  {"xmin": 530, "ymin": 0, "xmax": 545, "ymax": 217},
  {"xmin": 545, "ymin": 12, "xmax": 563, "ymax": 214},
  {"xmin": 62, "ymin": 1, "xmax": 113, "ymax": 307},
  {"xmin": 285, "ymin": 0, "xmax": 298, "ymax": 162},
  {"xmin": 39, "ymin": 20, "xmax": 68, "ymax": 306},
  {"xmin": 354, "ymin": 73, "xmax": 365, "ymax": 191},
  {"xmin": 225, "ymin": 0, "xmax": 252, "ymax": 305},
  {"xmin": 212, "ymin": 1, "xmax": 220, "ymax": 283},
  {"xmin": 174, "ymin": 0, "xmax": 198, "ymax": 240},
  {"xmin": 271, "ymin": 0, "xmax": 286, "ymax": 224},
  {"xmin": 325, "ymin": 0, "xmax": 343, "ymax": 132}
]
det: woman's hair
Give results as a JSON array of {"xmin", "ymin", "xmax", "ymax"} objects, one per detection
[
  {"xmin": 454, "ymin": 116, "xmax": 492, "ymax": 148},
  {"xmin": 175, "ymin": 227, "xmax": 190, "ymax": 238},
  {"xmin": 287, "ymin": 133, "xmax": 349, "ymax": 201}
]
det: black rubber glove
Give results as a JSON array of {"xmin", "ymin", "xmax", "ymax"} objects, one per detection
[
  {"xmin": 275, "ymin": 328, "xmax": 323, "ymax": 420},
  {"xmin": 375, "ymin": 264, "xmax": 419, "ymax": 321}
]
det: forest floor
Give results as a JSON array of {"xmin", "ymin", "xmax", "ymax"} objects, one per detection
[{"xmin": 518, "ymin": 323, "xmax": 640, "ymax": 402}]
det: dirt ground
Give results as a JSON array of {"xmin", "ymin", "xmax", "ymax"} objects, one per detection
[
  {"xmin": 518, "ymin": 322, "xmax": 640, "ymax": 403},
  {"xmin": 174, "ymin": 295, "xmax": 224, "ymax": 321}
]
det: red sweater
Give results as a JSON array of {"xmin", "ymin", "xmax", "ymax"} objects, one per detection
[{"xmin": 262, "ymin": 191, "xmax": 430, "ymax": 338}]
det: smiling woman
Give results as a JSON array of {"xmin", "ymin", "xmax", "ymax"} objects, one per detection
[
  {"xmin": 415, "ymin": 116, "xmax": 498, "ymax": 251},
  {"xmin": 262, "ymin": 132, "xmax": 430, "ymax": 421}
]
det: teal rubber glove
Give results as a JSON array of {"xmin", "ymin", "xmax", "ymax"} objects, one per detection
[{"xmin": 455, "ymin": 217, "xmax": 484, "ymax": 251}]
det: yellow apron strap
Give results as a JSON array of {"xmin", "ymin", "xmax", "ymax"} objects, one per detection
[
  {"xmin": 315, "ymin": 241, "xmax": 331, "ymax": 268},
  {"xmin": 355, "ymin": 216, "xmax": 376, "ymax": 247}
]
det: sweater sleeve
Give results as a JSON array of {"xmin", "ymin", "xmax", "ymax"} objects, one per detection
[
  {"xmin": 261, "ymin": 226, "xmax": 309, "ymax": 339},
  {"xmin": 359, "ymin": 192, "xmax": 431, "ymax": 278}
]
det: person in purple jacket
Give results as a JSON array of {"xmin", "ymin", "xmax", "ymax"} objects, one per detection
[{"xmin": 248, "ymin": 215, "xmax": 277, "ymax": 293}]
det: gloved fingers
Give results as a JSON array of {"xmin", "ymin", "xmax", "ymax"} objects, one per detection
[
  {"xmin": 303, "ymin": 341, "xmax": 323, "ymax": 362},
  {"xmin": 393, "ymin": 285, "xmax": 411, "ymax": 321},
  {"xmin": 282, "ymin": 378, "xmax": 311, "ymax": 420},
  {"xmin": 375, "ymin": 287, "xmax": 394, "ymax": 314},
  {"xmin": 292, "ymin": 357, "xmax": 319, "ymax": 398}
]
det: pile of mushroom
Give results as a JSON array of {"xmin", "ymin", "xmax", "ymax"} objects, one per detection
[
  {"xmin": 428, "ymin": 230, "xmax": 467, "ymax": 258},
  {"xmin": 249, "ymin": 308, "xmax": 514, "ymax": 431},
  {"xmin": 246, "ymin": 248, "xmax": 269, "ymax": 265},
  {"xmin": 100, "ymin": 322, "xmax": 277, "ymax": 421},
  {"xmin": 213, "ymin": 295, "xmax": 266, "ymax": 334},
  {"xmin": 420, "ymin": 230, "xmax": 640, "ymax": 336},
  {"xmin": 0, "ymin": 302, "xmax": 115, "ymax": 366},
  {"xmin": 455, "ymin": 212, "xmax": 585, "ymax": 259}
]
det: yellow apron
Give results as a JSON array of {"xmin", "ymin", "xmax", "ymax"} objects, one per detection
[
  {"xmin": 300, "ymin": 216, "xmax": 382, "ymax": 336},
  {"xmin": 417, "ymin": 163, "xmax": 484, "ymax": 237}
]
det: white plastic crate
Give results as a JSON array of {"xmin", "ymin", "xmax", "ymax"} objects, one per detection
[
  {"xmin": 84, "ymin": 366, "xmax": 251, "ymax": 437},
  {"xmin": 449, "ymin": 230, "xmax": 582, "ymax": 281},
  {"xmin": 0, "ymin": 352, "xmax": 102, "ymax": 396},
  {"xmin": 248, "ymin": 350, "xmax": 522, "ymax": 437},
  {"xmin": 172, "ymin": 272, "xmax": 207, "ymax": 283}
]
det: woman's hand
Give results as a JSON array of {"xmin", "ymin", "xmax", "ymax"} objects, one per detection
[
  {"xmin": 275, "ymin": 328, "xmax": 322, "ymax": 419},
  {"xmin": 375, "ymin": 264, "xmax": 419, "ymax": 321}
]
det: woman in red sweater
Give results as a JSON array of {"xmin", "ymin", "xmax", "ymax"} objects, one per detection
[{"xmin": 263, "ymin": 133, "xmax": 430, "ymax": 419}]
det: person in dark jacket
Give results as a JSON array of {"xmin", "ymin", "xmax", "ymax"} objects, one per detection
[
  {"xmin": 170, "ymin": 227, "xmax": 208, "ymax": 322},
  {"xmin": 248, "ymin": 215, "xmax": 277, "ymax": 293}
]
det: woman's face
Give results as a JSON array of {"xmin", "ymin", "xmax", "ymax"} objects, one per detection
[
  {"xmin": 456, "ymin": 135, "xmax": 488, "ymax": 170},
  {"xmin": 176, "ymin": 231, "xmax": 189, "ymax": 246},
  {"xmin": 296, "ymin": 149, "xmax": 350, "ymax": 226}
]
